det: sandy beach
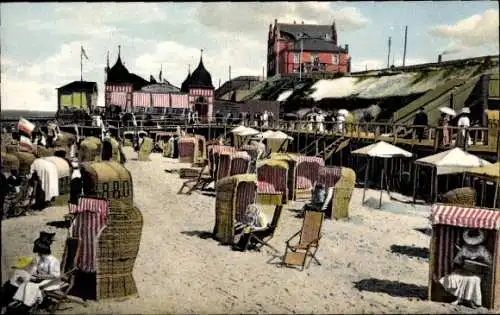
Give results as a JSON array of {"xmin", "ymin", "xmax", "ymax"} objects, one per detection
[{"xmin": 1, "ymin": 147, "xmax": 493, "ymax": 314}]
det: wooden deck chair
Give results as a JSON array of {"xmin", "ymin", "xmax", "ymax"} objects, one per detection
[
  {"xmin": 179, "ymin": 159, "xmax": 213, "ymax": 195},
  {"xmin": 282, "ymin": 210, "xmax": 324, "ymax": 271},
  {"xmin": 42, "ymin": 237, "xmax": 87, "ymax": 312},
  {"xmin": 243, "ymin": 205, "xmax": 284, "ymax": 252}
]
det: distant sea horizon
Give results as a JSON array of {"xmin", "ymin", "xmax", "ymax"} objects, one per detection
[{"xmin": 1, "ymin": 109, "xmax": 57, "ymax": 120}]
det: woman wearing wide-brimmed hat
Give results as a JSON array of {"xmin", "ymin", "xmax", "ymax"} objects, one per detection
[
  {"xmin": 456, "ymin": 107, "xmax": 472, "ymax": 148},
  {"xmin": 439, "ymin": 229, "xmax": 492, "ymax": 307}
]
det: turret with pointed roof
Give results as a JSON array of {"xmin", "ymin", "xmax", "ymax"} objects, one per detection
[
  {"xmin": 180, "ymin": 65, "xmax": 191, "ymax": 93},
  {"xmin": 187, "ymin": 50, "xmax": 214, "ymax": 89},
  {"xmin": 105, "ymin": 45, "xmax": 149, "ymax": 90}
]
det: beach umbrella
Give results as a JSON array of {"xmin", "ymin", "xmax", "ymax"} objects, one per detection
[
  {"xmin": 338, "ymin": 109, "xmax": 349, "ymax": 117},
  {"xmin": 231, "ymin": 125, "xmax": 248, "ymax": 134},
  {"xmin": 439, "ymin": 107, "xmax": 457, "ymax": 117},
  {"xmin": 352, "ymin": 141, "xmax": 413, "ymax": 209}
]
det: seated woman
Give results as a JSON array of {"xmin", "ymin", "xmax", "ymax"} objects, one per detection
[
  {"xmin": 304, "ymin": 182, "xmax": 334, "ymax": 217},
  {"xmin": 232, "ymin": 204, "xmax": 269, "ymax": 251},
  {"xmin": 1, "ymin": 233, "xmax": 60, "ymax": 310},
  {"xmin": 439, "ymin": 229, "xmax": 492, "ymax": 308}
]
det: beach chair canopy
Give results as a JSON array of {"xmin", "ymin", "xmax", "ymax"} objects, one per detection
[
  {"xmin": 416, "ymin": 148, "xmax": 491, "ymax": 175},
  {"xmin": 431, "ymin": 203, "xmax": 500, "ymax": 230},
  {"xmin": 351, "ymin": 141, "xmax": 412, "ymax": 158}
]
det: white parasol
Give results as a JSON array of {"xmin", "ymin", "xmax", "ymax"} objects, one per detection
[
  {"xmin": 439, "ymin": 107, "xmax": 456, "ymax": 117},
  {"xmin": 338, "ymin": 109, "xmax": 349, "ymax": 116}
]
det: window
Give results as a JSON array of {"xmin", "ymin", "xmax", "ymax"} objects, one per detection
[
  {"xmin": 332, "ymin": 54, "xmax": 339, "ymax": 65},
  {"xmin": 293, "ymin": 53, "xmax": 300, "ymax": 64}
]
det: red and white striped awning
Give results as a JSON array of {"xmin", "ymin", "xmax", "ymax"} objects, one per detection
[
  {"xmin": 110, "ymin": 92, "xmax": 127, "ymax": 107},
  {"xmin": 431, "ymin": 203, "xmax": 500, "ymax": 230},
  {"xmin": 133, "ymin": 92, "xmax": 151, "ymax": 108},
  {"xmin": 171, "ymin": 94, "xmax": 189, "ymax": 109},
  {"xmin": 152, "ymin": 94, "xmax": 170, "ymax": 108}
]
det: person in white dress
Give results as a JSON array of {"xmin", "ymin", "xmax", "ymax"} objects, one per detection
[
  {"xmin": 456, "ymin": 108, "xmax": 472, "ymax": 147},
  {"xmin": 336, "ymin": 113, "xmax": 346, "ymax": 133},
  {"xmin": 316, "ymin": 113, "xmax": 325, "ymax": 133},
  {"xmin": 439, "ymin": 229, "xmax": 492, "ymax": 307}
]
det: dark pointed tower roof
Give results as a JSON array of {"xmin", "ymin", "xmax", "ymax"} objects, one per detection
[
  {"xmin": 106, "ymin": 46, "xmax": 131, "ymax": 83},
  {"xmin": 188, "ymin": 50, "xmax": 214, "ymax": 89},
  {"xmin": 180, "ymin": 65, "xmax": 192, "ymax": 93}
]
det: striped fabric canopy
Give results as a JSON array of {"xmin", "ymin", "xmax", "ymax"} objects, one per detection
[
  {"xmin": 431, "ymin": 203, "xmax": 500, "ymax": 230},
  {"xmin": 171, "ymin": 94, "xmax": 189, "ymax": 109},
  {"xmin": 110, "ymin": 92, "xmax": 127, "ymax": 107},
  {"xmin": 152, "ymin": 94, "xmax": 170, "ymax": 108},
  {"xmin": 133, "ymin": 92, "xmax": 151, "ymax": 108}
]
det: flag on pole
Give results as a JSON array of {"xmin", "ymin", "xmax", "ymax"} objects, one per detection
[{"xmin": 81, "ymin": 46, "xmax": 89, "ymax": 60}]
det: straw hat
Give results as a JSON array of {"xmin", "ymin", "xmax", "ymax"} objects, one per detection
[
  {"xmin": 460, "ymin": 107, "xmax": 471, "ymax": 114},
  {"xmin": 13, "ymin": 256, "xmax": 33, "ymax": 269},
  {"xmin": 463, "ymin": 229, "xmax": 485, "ymax": 246}
]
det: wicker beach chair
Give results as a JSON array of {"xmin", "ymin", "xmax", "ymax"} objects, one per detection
[
  {"xmin": 42, "ymin": 156, "xmax": 71, "ymax": 195},
  {"xmin": 270, "ymin": 153, "xmax": 300, "ymax": 202},
  {"xmin": 294, "ymin": 156, "xmax": 325, "ymax": 201},
  {"xmin": 1, "ymin": 152, "xmax": 20, "ymax": 174},
  {"xmin": 214, "ymin": 174, "xmax": 258, "ymax": 244},
  {"xmin": 440, "ymin": 187, "xmax": 477, "ymax": 206},
  {"xmin": 102, "ymin": 137, "xmax": 123, "ymax": 163},
  {"xmin": 209, "ymin": 145, "xmax": 236, "ymax": 182},
  {"xmin": 217, "ymin": 151, "xmax": 233, "ymax": 181},
  {"xmin": 241, "ymin": 143, "xmax": 265, "ymax": 174},
  {"xmin": 229, "ymin": 151, "xmax": 251, "ymax": 176},
  {"xmin": 317, "ymin": 166, "xmax": 356, "ymax": 220},
  {"xmin": 138, "ymin": 137, "xmax": 153, "ymax": 161},
  {"xmin": 282, "ymin": 210, "xmax": 324, "ymax": 271},
  {"xmin": 72, "ymin": 163, "xmax": 142, "ymax": 300},
  {"xmin": 79, "ymin": 137, "xmax": 102, "ymax": 163},
  {"xmin": 36, "ymin": 146, "xmax": 55, "ymax": 158},
  {"xmin": 241, "ymin": 205, "xmax": 284, "ymax": 252},
  {"xmin": 178, "ymin": 136, "xmax": 198, "ymax": 164},
  {"xmin": 256, "ymin": 159, "xmax": 289, "ymax": 205},
  {"xmin": 195, "ymin": 135, "xmax": 207, "ymax": 163},
  {"xmin": 13, "ymin": 152, "xmax": 37, "ymax": 177}
]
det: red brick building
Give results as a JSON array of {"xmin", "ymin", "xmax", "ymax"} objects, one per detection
[{"xmin": 267, "ymin": 19, "xmax": 351, "ymax": 77}]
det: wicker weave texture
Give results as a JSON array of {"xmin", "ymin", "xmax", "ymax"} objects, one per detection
[
  {"xmin": 442, "ymin": 187, "xmax": 477, "ymax": 206},
  {"xmin": 97, "ymin": 200, "xmax": 143, "ymax": 300},
  {"xmin": 5, "ymin": 144, "xmax": 19, "ymax": 154},
  {"xmin": 13, "ymin": 152, "xmax": 36, "ymax": 177},
  {"xmin": 81, "ymin": 161, "xmax": 134, "ymax": 203},
  {"xmin": 138, "ymin": 137, "xmax": 153, "ymax": 161},
  {"xmin": 1, "ymin": 152, "xmax": 20, "ymax": 173},
  {"xmin": 332, "ymin": 167, "xmax": 356, "ymax": 220},
  {"xmin": 36, "ymin": 146, "xmax": 55, "ymax": 158},
  {"xmin": 80, "ymin": 138, "xmax": 102, "ymax": 162},
  {"xmin": 214, "ymin": 174, "xmax": 257, "ymax": 244}
]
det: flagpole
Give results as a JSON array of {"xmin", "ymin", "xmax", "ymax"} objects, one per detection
[{"xmin": 80, "ymin": 46, "xmax": 83, "ymax": 111}]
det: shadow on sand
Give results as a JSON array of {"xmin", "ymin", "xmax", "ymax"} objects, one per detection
[
  {"xmin": 353, "ymin": 278, "xmax": 427, "ymax": 300},
  {"xmin": 414, "ymin": 227, "xmax": 432, "ymax": 236},
  {"xmin": 46, "ymin": 220, "xmax": 71, "ymax": 229},
  {"xmin": 180, "ymin": 230, "xmax": 214, "ymax": 240},
  {"xmin": 390, "ymin": 244, "xmax": 429, "ymax": 260}
]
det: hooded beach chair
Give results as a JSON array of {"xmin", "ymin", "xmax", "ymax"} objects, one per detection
[
  {"xmin": 178, "ymin": 136, "xmax": 198, "ymax": 164},
  {"xmin": 270, "ymin": 153, "xmax": 300, "ymax": 202},
  {"xmin": 138, "ymin": 137, "xmax": 153, "ymax": 161},
  {"xmin": 294, "ymin": 156, "xmax": 325, "ymax": 201},
  {"xmin": 216, "ymin": 151, "xmax": 233, "ymax": 181},
  {"xmin": 195, "ymin": 135, "xmax": 207, "ymax": 164},
  {"xmin": 229, "ymin": 151, "xmax": 251, "ymax": 176},
  {"xmin": 213, "ymin": 174, "xmax": 258, "ymax": 244},
  {"xmin": 209, "ymin": 145, "xmax": 236, "ymax": 182},
  {"xmin": 42, "ymin": 156, "xmax": 71, "ymax": 195},
  {"xmin": 282, "ymin": 210, "xmax": 324, "ymax": 271},
  {"xmin": 317, "ymin": 166, "xmax": 356, "ymax": 220},
  {"xmin": 256, "ymin": 159, "xmax": 288, "ymax": 205}
]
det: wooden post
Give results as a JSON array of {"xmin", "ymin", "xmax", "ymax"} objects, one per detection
[
  {"xmin": 494, "ymin": 180, "xmax": 499, "ymax": 209},
  {"xmin": 413, "ymin": 164, "xmax": 419, "ymax": 204},
  {"xmin": 362, "ymin": 157, "xmax": 369, "ymax": 205},
  {"xmin": 481, "ymin": 180, "xmax": 486, "ymax": 207},
  {"xmin": 430, "ymin": 167, "xmax": 435, "ymax": 202},
  {"xmin": 434, "ymin": 171, "xmax": 439, "ymax": 202},
  {"xmin": 379, "ymin": 159, "xmax": 385, "ymax": 209}
]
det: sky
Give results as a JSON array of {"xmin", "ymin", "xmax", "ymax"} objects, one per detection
[{"xmin": 1, "ymin": 2, "xmax": 498, "ymax": 112}]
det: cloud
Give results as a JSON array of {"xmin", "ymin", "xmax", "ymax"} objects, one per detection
[
  {"xmin": 430, "ymin": 9, "xmax": 499, "ymax": 48},
  {"xmin": 195, "ymin": 3, "xmax": 369, "ymax": 41},
  {"xmin": 1, "ymin": 72, "xmax": 55, "ymax": 111},
  {"xmin": 20, "ymin": 3, "xmax": 168, "ymax": 37}
]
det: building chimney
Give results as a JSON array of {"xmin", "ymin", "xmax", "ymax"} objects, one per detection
[
  {"xmin": 344, "ymin": 44, "xmax": 349, "ymax": 53},
  {"xmin": 293, "ymin": 20, "xmax": 296, "ymax": 24},
  {"xmin": 438, "ymin": 54, "xmax": 442, "ymax": 63}
]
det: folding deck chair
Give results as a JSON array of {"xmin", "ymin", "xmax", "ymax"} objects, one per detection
[
  {"xmin": 282, "ymin": 210, "xmax": 324, "ymax": 271},
  {"xmin": 42, "ymin": 237, "xmax": 86, "ymax": 312},
  {"xmin": 178, "ymin": 159, "xmax": 214, "ymax": 195},
  {"xmin": 237, "ymin": 205, "xmax": 283, "ymax": 253}
]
